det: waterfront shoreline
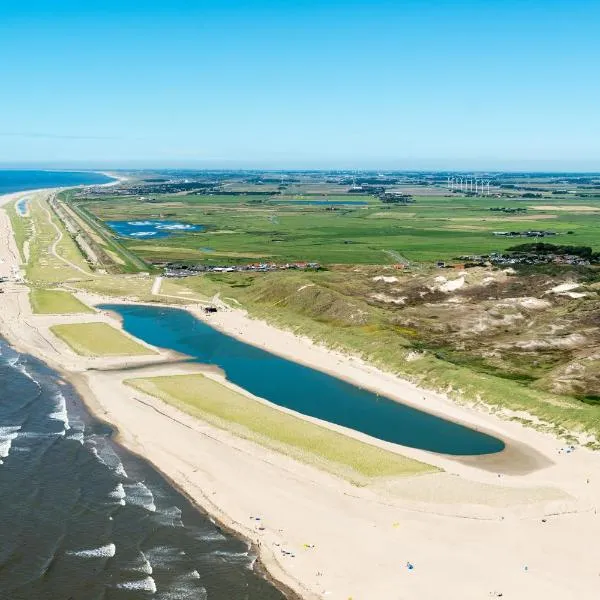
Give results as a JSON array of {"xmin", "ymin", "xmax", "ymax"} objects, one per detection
[{"xmin": 3, "ymin": 188, "xmax": 600, "ymax": 599}]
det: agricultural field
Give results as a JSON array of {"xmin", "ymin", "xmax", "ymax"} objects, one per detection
[
  {"xmin": 67, "ymin": 190, "xmax": 600, "ymax": 267},
  {"xmin": 126, "ymin": 373, "xmax": 436, "ymax": 483}
]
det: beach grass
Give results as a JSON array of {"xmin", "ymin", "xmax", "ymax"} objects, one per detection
[
  {"xmin": 51, "ymin": 322, "xmax": 156, "ymax": 356},
  {"xmin": 126, "ymin": 373, "xmax": 438, "ymax": 483},
  {"xmin": 30, "ymin": 289, "xmax": 94, "ymax": 314}
]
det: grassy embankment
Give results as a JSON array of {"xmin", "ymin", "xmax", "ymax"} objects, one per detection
[
  {"xmin": 58, "ymin": 189, "xmax": 149, "ymax": 273},
  {"xmin": 30, "ymin": 289, "xmax": 94, "ymax": 314},
  {"xmin": 127, "ymin": 374, "xmax": 437, "ymax": 484},
  {"xmin": 51, "ymin": 322, "xmax": 156, "ymax": 356},
  {"xmin": 173, "ymin": 271, "xmax": 600, "ymax": 447}
]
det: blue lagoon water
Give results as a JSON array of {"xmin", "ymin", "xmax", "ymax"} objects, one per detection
[
  {"xmin": 0, "ymin": 170, "xmax": 114, "ymax": 194},
  {"xmin": 107, "ymin": 220, "xmax": 203, "ymax": 239},
  {"xmin": 102, "ymin": 304, "xmax": 505, "ymax": 456}
]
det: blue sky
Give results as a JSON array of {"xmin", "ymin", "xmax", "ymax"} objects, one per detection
[{"xmin": 1, "ymin": 0, "xmax": 599, "ymax": 170}]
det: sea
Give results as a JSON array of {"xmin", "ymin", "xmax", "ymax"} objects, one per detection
[
  {"xmin": 0, "ymin": 172, "xmax": 288, "ymax": 600},
  {"xmin": 0, "ymin": 170, "xmax": 114, "ymax": 195}
]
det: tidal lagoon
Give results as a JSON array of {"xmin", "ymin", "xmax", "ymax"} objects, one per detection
[{"xmin": 102, "ymin": 304, "xmax": 505, "ymax": 456}]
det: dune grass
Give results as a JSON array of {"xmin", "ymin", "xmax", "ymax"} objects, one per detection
[
  {"xmin": 126, "ymin": 373, "xmax": 437, "ymax": 484},
  {"xmin": 51, "ymin": 322, "xmax": 156, "ymax": 356},
  {"xmin": 30, "ymin": 289, "xmax": 94, "ymax": 314}
]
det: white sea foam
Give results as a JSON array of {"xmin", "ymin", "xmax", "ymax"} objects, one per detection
[
  {"xmin": 136, "ymin": 553, "xmax": 153, "ymax": 576},
  {"xmin": 48, "ymin": 392, "xmax": 70, "ymax": 430},
  {"xmin": 144, "ymin": 545, "xmax": 183, "ymax": 568},
  {"xmin": 115, "ymin": 576, "xmax": 157, "ymax": 593},
  {"xmin": 66, "ymin": 542, "xmax": 116, "ymax": 558},
  {"xmin": 130, "ymin": 231, "xmax": 157, "ymax": 237},
  {"xmin": 0, "ymin": 425, "xmax": 21, "ymax": 464},
  {"xmin": 156, "ymin": 506, "xmax": 184, "ymax": 528},
  {"xmin": 108, "ymin": 483, "xmax": 126, "ymax": 505},
  {"xmin": 66, "ymin": 425, "xmax": 85, "ymax": 444},
  {"xmin": 194, "ymin": 530, "xmax": 226, "ymax": 542},
  {"xmin": 123, "ymin": 481, "xmax": 157, "ymax": 512},
  {"xmin": 128, "ymin": 221, "xmax": 155, "ymax": 226}
]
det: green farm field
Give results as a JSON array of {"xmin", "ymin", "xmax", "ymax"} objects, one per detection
[{"xmin": 73, "ymin": 193, "xmax": 600, "ymax": 266}]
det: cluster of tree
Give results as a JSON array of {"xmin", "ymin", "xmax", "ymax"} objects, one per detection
[
  {"xmin": 490, "ymin": 207, "xmax": 527, "ymax": 213},
  {"xmin": 379, "ymin": 193, "xmax": 414, "ymax": 204},
  {"xmin": 507, "ymin": 242, "xmax": 600, "ymax": 261}
]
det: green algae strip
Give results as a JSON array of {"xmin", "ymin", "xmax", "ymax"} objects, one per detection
[
  {"xmin": 51, "ymin": 322, "xmax": 156, "ymax": 356},
  {"xmin": 30, "ymin": 289, "xmax": 94, "ymax": 314},
  {"xmin": 126, "ymin": 374, "xmax": 438, "ymax": 484}
]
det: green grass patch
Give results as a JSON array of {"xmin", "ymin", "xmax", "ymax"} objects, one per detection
[
  {"xmin": 5, "ymin": 201, "xmax": 30, "ymax": 263},
  {"xmin": 51, "ymin": 322, "xmax": 156, "ymax": 356},
  {"xmin": 30, "ymin": 289, "xmax": 94, "ymax": 314},
  {"xmin": 126, "ymin": 374, "xmax": 436, "ymax": 483}
]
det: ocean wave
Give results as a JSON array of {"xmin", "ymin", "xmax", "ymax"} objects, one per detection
[
  {"xmin": 161, "ymin": 572, "xmax": 206, "ymax": 600},
  {"xmin": 144, "ymin": 545, "xmax": 185, "ymax": 568},
  {"xmin": 123, "ymin": 481, "xmax": 157, "ymax": 512},
  {"xmin": 115, "ymin": 576, "xmax": 157, "ymax": 593},
  {"xmin": 130, "ymin": 552, "xmax": 153, "ymax": 575},
  {"xmin": 66, "ymin": 542, "xmax": 116, "ymax": 558},
  {"xmin": 89, "ymin": 440, "xmax": 128, "ymax": 477}
]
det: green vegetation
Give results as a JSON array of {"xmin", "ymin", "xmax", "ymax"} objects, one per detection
[
  {"xmin": 29, "ymin": 289, "xmax": 94, "ymax": 314},
  {"xmin": 126, "ymin": 374, "xmax": 436, "ymax": 483},
  {"xmin": 72, "ymin": 192, "xmax": 600, "ymax": 267},
  {"xmin": 51, "ymin": 322, "xmax": 156, "ymax": 356},
  {"xmin": 506, "ymin": 242, "xmax": 599, "ymax": 261},
  {"xmin": 6, "ymin": 201, "xmax": 30, "ymax": 263}
]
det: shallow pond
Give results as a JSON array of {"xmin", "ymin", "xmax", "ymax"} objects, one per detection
[{"xmin": 107, "ymin": 220, "xmax": 203, "ymax": 239}]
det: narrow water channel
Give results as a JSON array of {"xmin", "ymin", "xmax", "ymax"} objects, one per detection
[{"xmin": 102, "ymin": 304, "xmax": 505, "ymax": 456}]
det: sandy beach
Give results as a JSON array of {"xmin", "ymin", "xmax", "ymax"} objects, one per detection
[{"xmin": 1, "ymin": 189, "xmax": 600, "ymax": 599}]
